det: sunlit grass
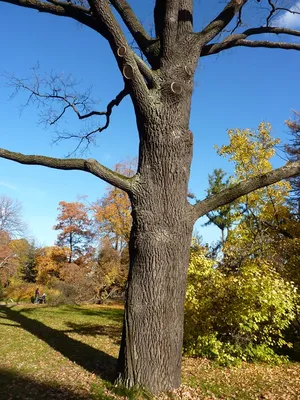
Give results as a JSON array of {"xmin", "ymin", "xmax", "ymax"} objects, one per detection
[{"xmin": 0, "ymin": 304, "xmax": 300, "ymax": 399}]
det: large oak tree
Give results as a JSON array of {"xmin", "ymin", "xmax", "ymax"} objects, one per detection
[{"xmin": 1, "ymin": 0, "xmax": 300, "ymax": 393}]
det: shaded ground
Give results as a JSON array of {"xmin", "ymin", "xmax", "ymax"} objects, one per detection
[{"xmin": 0, "ymin": 304, "xmax": 299, "ymax": 399}]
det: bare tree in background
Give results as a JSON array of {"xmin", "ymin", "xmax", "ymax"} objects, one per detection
[
  {"xmin": 0, "ymin": 195, "xmax": 26, "ymax": 238},
  {"xmin": 1, "ymin": 0, "xmax": 300, "ymax": 393}
]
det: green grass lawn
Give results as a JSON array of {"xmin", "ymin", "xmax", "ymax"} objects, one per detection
[{"xmin": 0, "ymin": 304, "xmax": 299, "ymax": 400}]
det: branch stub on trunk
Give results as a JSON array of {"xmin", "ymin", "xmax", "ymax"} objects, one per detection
[
  {"xmin": 171, "ymin": 82, "xmax": 183, "ymax": 94},
  {"xmin": 184, "ymin": 66, "xmax": 193, "ymax": 77},
  {"xmin": 123, "ymin": 64, "xmax": 134, "ymax": 79},
  {"xmin": 117, "ymin": 46, "xmax": 127, "ymax": 57}
]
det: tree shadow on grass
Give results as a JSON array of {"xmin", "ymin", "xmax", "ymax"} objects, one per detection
[
  {"xmin": 0, "ymin": 368, "xmax": 95, "ymax": 400},
  {"xmin": 64, "ymin": 322, "xmax": 122, "ymax": 345},
  {"xmin": 0, "ymin": 306, "xmax": 117, "ymax": 382},
  {"xmin": 20, "ymin": 305, "xmax": 124, "ymax": 323},
  {"xmin": 78, "ymin": 307, "xmax": 124, "ymax": 322}
]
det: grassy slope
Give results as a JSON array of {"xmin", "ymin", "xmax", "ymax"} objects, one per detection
[{"xmin": 0, "ymin": 304, "xmax": 299, "ymax": 400}]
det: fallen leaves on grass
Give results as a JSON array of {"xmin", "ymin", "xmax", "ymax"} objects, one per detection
[{"xmin": 1, "ymin": 305, "xmax": 300, "ymax": 400}]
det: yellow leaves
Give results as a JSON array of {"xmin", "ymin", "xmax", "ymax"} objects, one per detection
[
  {"xmin": 35, "ymin": 246, "xmax": 69, "ymax": 284},
  {"xmin": 214, "ymin": 122, "xmax": 292, "ymax": 253},
  {"xmin": 93, "ymin": 159, "xmax": 135, "ymax": 248},
  {"xmin": 216, "ymin": 123, "xmax": 280, "ymax": 180},
  {"xmin": 94, "ymin": 187, "xmax": 131, "ymax": 241},
  {"xmin": 185, "ymin": 241, "xmax": 297, "ymax": 363}
]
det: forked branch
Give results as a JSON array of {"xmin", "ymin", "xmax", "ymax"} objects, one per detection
[
  {"xmin": 3, "ymin": 0, "xmax": 155, "ymax": 103},
  {"xmin": 87, "ymin": 0, "xmax": 154, "ymax": 105},
  {"xmin": 199, "ymin": 0, "xmax": 248, "ymax": 45},
  {"xmin": 0, "ymin": 0, "xmax": 104, "ymax": 34},
  {"xmin": 193, "ymin": 161, "xmax": 300, "ymax": 221},
  {"xmin": 199, "ymin": 0, "xmax": 300, "ymax": 57},
  {"xmin": 0, "ymin": 148, "xmax": 135, "ymax": 193},
  {"xmin": 7, "ymin": 72, "xmax": 129, "ymax": 152},
  {"xmin": 201, "ymin": 26, "xmax": 300, "ymax": 56},
  {"xmin": 109, "ymin": 0, "xmax": 152, "ymax": 49},
  {"xmin": 53, "ymin": 86, "xmax": 129, "ymax": 154},
  {"xmin": 265, "ymin": 0, "xmax": 300, "ymax": 27}
]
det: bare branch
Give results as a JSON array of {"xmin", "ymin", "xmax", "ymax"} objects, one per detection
[
  {"xmin": 236, "ymin": 26, "xmax": 300, "ymax": 38},
  {"xmin": 0, "ymin": 148, "xmax": 135, "ymax": 193},
  {"xmin": 7, "ymin": 71, "xmax": 129, "ymax": 151},
  {"xmin": 109, "ymin": 0, "xmax": 152, "ymax": 48},
  {"xmin": 0, "ymin": 0, "xmax": 103, "ymax": 34},
  {"xmin": 76, "ymin": 87, "xmax": 128, "ymax": 121},
  {"xmin": 3, "ymin": 0, "xmax": 153, "ymax": 103},
  {"xmin": 265, "ymin": 0, "xmax": 300, "ymax": 27},
  {"xmin": 8, "ymin": 71, "xmax": 94, "ymax": 122},
  {"xmin": 193, "ymin": 161, "xmax": 300, "ymax": 221},
  {"xmin": 102, "ymin": 0, "xmax": 160, "ymax": 68},
  {"xmin": 201, "ymin": 26, "xmax": 300, "ymax": 56},
  {"xmin": 132, "ymin": 54, "xmax": 158, "ymax": 88},
  {"xmin": 266, "ymin": 0, "xmax": 277, "ymax": 26},
  {"xmin": 0, "ymin": 195, "xmax": 26, "ymax": 238},
  {"xmin": 203, "ymin": 39, "xmax": 300, "ymax": 56},
  {"xmin": 198, "ymin": 0, "xmax": 248, "ymax": 45},
  {"xmin": 230, "ymin": 6, "xmax": 243, "ymax": 34},
  {"xmin": 53, "ymin": 86, "xmax": 129, "ymax": 154},
  {"xmin": 230, "ymin": 39, "xmax": 300, "ymax": 51},
  {"xmin": 88, "ymin": 0, "xmax": 152, "ymax": 105}
]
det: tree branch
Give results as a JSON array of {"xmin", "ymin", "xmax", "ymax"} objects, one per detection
[
  {"xmin": 3, "ymin": 0, "xmax": 154, "ymax": 103},
  {"xmin": 201, "ymin": 24, "xmax": 300, "ymax": 57},
  {"xmin": 202, "ymin": 39, "xmax": 300, "ymax": 56},
  {"xmin": 154, "ymin": 0, "xmax": 180, "ymax": 56},
  {"xmin": 132, "ymin": 54, "xmax": 158, "ymax": 88},
  {"xmin": 201, "ymin": 25, "xmax": 300, "ymax": 56},
  {"xmin": 198, "ymin": 0, "xmax": 248, "ymax": 45},
  {"xmin": 88, "ymin": 0, "xmax": 152, "ymax": 106},
  {"xmin": 193, "ymin": 161, "xmax": 300, "ymax": 221},
  {"xmin": 265, "ymin": 0, "xmax": 300, "ymax": 27},
  {"xmin": 52, "ymin": 86, "xmax": 129, "ymax": 154},
  {"xmin": 76, "ymin": 86, "xmax": 128, "ymax": 122},
  {"xmin": 7, "ymin": 72, "xmax": 130, "ymax": 151},
  {"xmin": 109, "ymin": 0, "xmax": 152, "ymax": 49},
  {"xmin": 0, "ymin": 148, "xmax": 135, "ymax": 193},
  {"xmin": 0, "ymin": 0, "xmax": 104, "ymax": 34},
  {"xmin": 178, "ymin": 0, "xmax": 193, "ymax": 36}
]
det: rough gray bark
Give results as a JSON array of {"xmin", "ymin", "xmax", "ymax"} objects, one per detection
[
  {"xmin": 115, "ymin": 66, "xmax": 196, "ymax": 390},
  {"xmin": 1, "ymin": 0, "xmax": 300, "ymax": 394}
]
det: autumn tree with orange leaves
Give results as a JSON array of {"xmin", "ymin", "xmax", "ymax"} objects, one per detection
[
  {"xmin": 54, "ymin": 201, "xmax": 95, "ymax": 263},
  {"xmin": 94, "ymin": 160, "xmax": 135, "ymax": 251}
]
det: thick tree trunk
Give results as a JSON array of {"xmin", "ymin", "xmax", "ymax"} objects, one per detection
[{"xmin": 116, "ymin": 94, "xmax": 194, "ymax": 392}]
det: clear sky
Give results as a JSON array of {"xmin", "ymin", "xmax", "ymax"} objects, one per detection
[{"xmin": 0, "ymin": 0, "xmax": 299, "ymax": 247}]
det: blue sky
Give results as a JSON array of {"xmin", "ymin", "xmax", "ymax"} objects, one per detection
[{"xmin": 0, "ymin": 0, "xmax": 299, "ymax": 246}]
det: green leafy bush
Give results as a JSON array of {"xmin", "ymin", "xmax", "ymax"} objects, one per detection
[{"xmin": 184, "ymin": 248, "xmax": 297, "ymax": 365}]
